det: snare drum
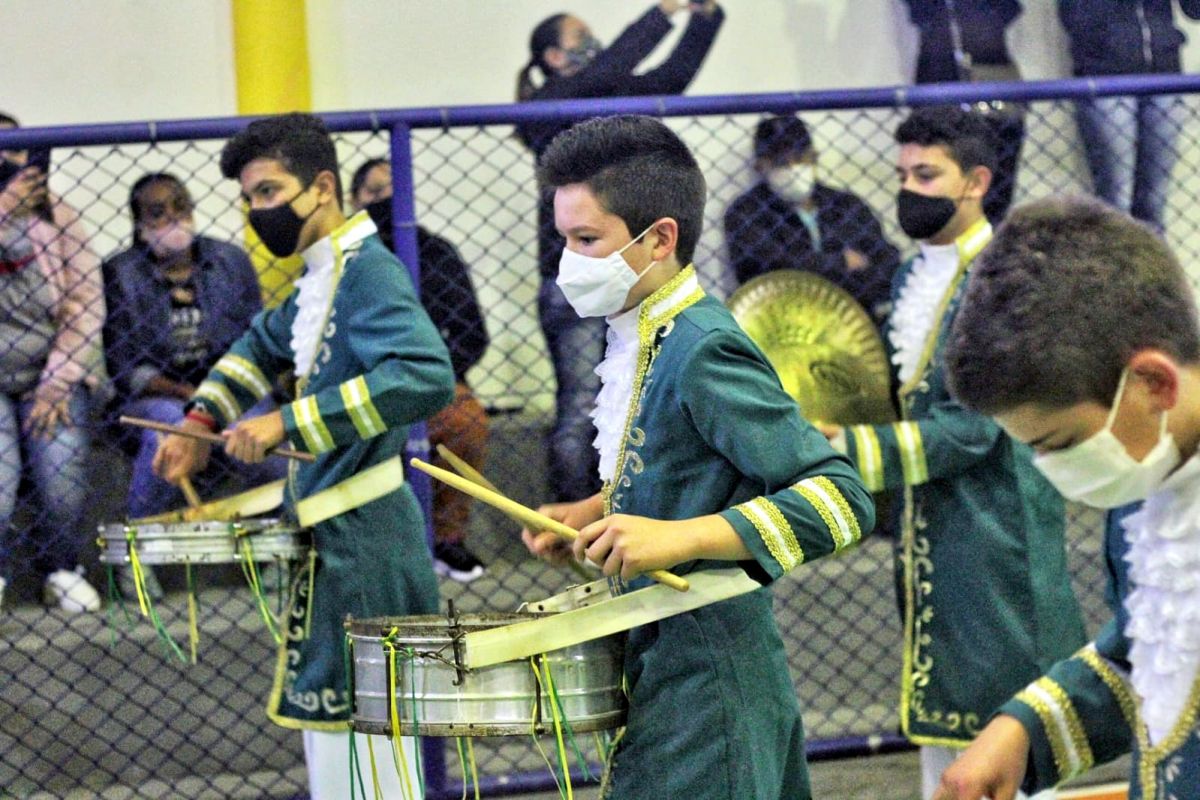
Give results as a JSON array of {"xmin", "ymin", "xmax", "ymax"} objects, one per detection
[
  {"xmin": 97, "ymin": 519, "xmax": 307, "ymax": 566},
  {"xmin": 348, "ymin": 613, "xmax": 626, "ymax": 737}
]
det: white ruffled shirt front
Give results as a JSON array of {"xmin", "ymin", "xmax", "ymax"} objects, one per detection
[
  {"xmin": 888, "ymin": 241, "xmax": 960, "ymax": 385},
  {"xmin": 591, "ymin": 306, "xmax": 641, "ymax": 484},
  {"xmin": 291, "ymin": 236, "xmax": 337, "ymax": 380},
  {"xmin": 1122, "ymin": 452, "xmax": 1200, "ymax": 746},
  {"xmin": 289, "ymin": 214, "xmax": 376, "ymax": 380}
]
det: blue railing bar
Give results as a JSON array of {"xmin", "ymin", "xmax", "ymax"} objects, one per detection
[
  {"xmin": 4, "ymin": 72, "xmax": 1200, "ymax": 150},
  {"xmin": 805, "ymin": 732, "xmax": 914, "ymax": 762}
]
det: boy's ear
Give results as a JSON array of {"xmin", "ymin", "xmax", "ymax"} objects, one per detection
[
  {"xmin": 313, "ymin": 169, "xmax": 339, "ymax": 205},
  {"xmin": 650, "ymin": 217, "xmax": 679, "ymax": 262},
  {"xmin": 1130, "ymin": 349, "xmax": 1181, "ymax": 411},
  {"xmin": 966, "ymin": 164, "xmax": 993, "ymax": 200}
]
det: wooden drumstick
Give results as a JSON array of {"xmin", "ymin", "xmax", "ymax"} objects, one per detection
[
  {"xmin": 435, "ymin": 444, "xmax": 500, "ymax": 493},
  {"xmin": 120, "ymin": 415, "xmax": 316, "ymax": 462},
  {"xmin": 435, "ymin": 444, "xmax": 594, "ymax": 582},
  {"xmin": 179, "ymin": 476, "xmax": 202, "ymax": 509},
  {"xmin": 411, "ymin": 458, "xmax": 690, "ymax": 593}
]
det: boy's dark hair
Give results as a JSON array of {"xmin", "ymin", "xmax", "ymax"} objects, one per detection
[
  {"xmin": 754, "ymin": 115, "xmax": 813, "ymax": 164},
  {"xmin": 537, "ymin": 114, "xmax": 706, "ymax": 265},
  {"xmin": 895, "ymin": 106, "xmax": 999, "ymax": 176},
  {"xmin": 350, "ymin": 157, "xmax": 388, "ymax": 201},
  {"xmin": 517, "ymin": 13, "xmax": 567, "ymax": 102},
  {"xmin": 945, "ymin": 195, "xmax": 1200, "ymax": 414},
  {"xmin": 0, "ymin": 112, "xmax": 19, "ymax": 128},
  {"xmin": 220, "ymin": 112, "xmax": 342, "ymax": 203}
]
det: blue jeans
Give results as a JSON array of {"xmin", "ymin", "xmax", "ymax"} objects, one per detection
[
  {"xmin": 1075, "ymin": 94, "xmax": 1180, "ymax": 232},
  {"xmin": 122, "ymin": 395, "xmax": 288, "ymax": 518},
  {"xmin": 0, "ymin": 388, "xmax": 91, "ymax": 581},
  {"xmin": 537, "ymin": 280, "xmax": 604, "ymax": 503}
]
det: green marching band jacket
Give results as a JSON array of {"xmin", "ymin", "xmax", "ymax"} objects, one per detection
[
  {"xmin": 599, "ymin": 267, "xmax": 875, "ymax": 799},
  {"xmin": 1002, "ymin": 507, "xmax": 1200, "ymax": 800},
  {"xmin": 190, "ymin": 212, "xmax": 455, "ymax": 730},
  {"xmin": 842, "ymin": 220, "xmax": 1087, "ymax": 747}
]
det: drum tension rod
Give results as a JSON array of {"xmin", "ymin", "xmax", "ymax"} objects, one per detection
[{"xmin": 446, "ymin": 599, "xmax": 468, "ymax": 687}]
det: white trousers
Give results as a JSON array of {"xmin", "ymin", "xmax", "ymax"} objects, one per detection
[
  {"xmin": 303, "ymin": 729, "xmax": 424, "ymax": 800},
  {"xmin": 921, "ymin": 745, "xmax": 1055, "ymax": 800}
]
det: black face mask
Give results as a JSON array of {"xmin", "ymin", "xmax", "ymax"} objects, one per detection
[
  {"xmin": 564, "ymin": 34, "xmax": 601, "ymax": 69},
  {"xmin": 896, "ymin": 188, "xmax": 958, "ymax": 241},
  {"xmin": 363, "ymin": 197, "xmax": 394, "ymax": 251},
  {"xmin": 248, "ymin": 185, "xmax": 317, "ymax": 257}
]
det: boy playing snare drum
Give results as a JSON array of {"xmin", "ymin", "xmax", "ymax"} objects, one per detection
[{"xmin": 521, "ymin": 114, "xmax": 875, "ymax": 799}]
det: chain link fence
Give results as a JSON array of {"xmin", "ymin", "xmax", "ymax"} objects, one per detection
[{"xmin": 2, "ymin": 76, "xmax": 1199, "ymax": 798}]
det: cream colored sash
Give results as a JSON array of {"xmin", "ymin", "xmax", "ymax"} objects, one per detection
[
  {"xmin": 296, "ymin": 456, "xmax": 405, "ymax": 528},
  {"xmin": 463, "ymin": 567, "xmax": 762, "ymax": 669}
]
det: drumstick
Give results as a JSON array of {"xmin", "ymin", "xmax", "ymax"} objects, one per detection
[
  {"xmin": 435, "ymin": 444, "xmax": 593, "ymax": 582},
  {"xmin": 179, "ymin": 476, "xmax": 202, "ymax": 509},
  {"xmin": 411, "ymin": 458, "xmax": 689, "ymax": 593},
  {"xmin": 120, "ymin": 415, "xmax": 316, "ymax": 462},
  {"xmin": 435, "ymin": 444, "xmax": 500, "ymax": 493}
]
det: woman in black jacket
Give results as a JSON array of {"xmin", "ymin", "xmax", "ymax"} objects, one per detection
[{"xmin": 514, "ymin": 1, "xmax": 724, "ymax": 504}]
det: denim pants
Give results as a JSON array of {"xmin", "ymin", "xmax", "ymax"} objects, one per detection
[
  {"xmin": 1075, "ymin": 94, "xmax": 1180, "ymax": 232},
  {"xmin": 537, "ymin": 280, "xmax": 604, "ymax": 503},
  {"xmin": 0, "ymin": 387, "xmax": 91, "ymax": 581},
  {"xmin": 122, "ymin": 395, "xmax": 287, "ymax": 518}
]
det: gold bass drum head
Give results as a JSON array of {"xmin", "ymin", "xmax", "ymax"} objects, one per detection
[{"xmin": 727, "ymin": 270, "xmax": 895, "ymax": 426}]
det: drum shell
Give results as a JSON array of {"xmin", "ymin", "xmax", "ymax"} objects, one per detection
[
  {"xmin": 348, "ymin": 614, "xmax": 626, "ymax": 737},
  {"xmin": 96, "ymin": 519, "xmax": 307, "ymax": 565}
]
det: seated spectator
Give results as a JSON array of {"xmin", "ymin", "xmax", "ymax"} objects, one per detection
[
  {"xmin": 1059, "ymin": 0, "xmax": 1200, "ymax": 232},
  {"xmin": 0, "ymin": 112, "xmax": 104, "ymax": 613},
  {"xmin": 102, "ymin": 173, "xmax": 284, "ymax": 598},
  {"xmin": 350, "ymin": 158, "xmax": 491, "ymax": 582},
  {"xmin": 724, "ymin": 114, "xmax": 901, "ymax": 326}
]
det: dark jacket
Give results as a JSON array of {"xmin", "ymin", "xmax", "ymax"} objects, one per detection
[
  {"xmin": 102, "ymin": 235, "xmax": 262, "ymax": 397},
  {"xmin": 1059, "ymin": 0, "xmax": 1200, "ymax": 75},
  {"xmin": 723, "ymin": 182, "xmax": 901, "ymax": 324},
  {"xmin": 518, "ymin": 4, "xmax": 725, "ymax": 278},
  {"xmin": 904, "ymin": 0, "xmax": 1022, "ymax": 82},
  {"xmin": 416, "ymin": 227, "xmax": 488, "ymax": 383}
]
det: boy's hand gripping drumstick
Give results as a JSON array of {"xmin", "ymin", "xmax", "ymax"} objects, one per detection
[
  {"xmin": 411, "ymin": 457, "xmax": 690, "ymax": 592},
  {"xmin": 120, "ymin": 415, "xmax": 316, "ymax": 462},
  {"xmin": 435, "ymin": 445, "xmax": 593, "ymax": 582}
]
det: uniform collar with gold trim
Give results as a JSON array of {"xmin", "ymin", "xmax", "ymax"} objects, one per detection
[
  {"xmin": 953, "ymin": 217, "xmax": 992, "ymax": 266},
  {"xmin": 634, "ymin": 264, "xmax": 704, "ymax": 343},
  {"xmin": 298, "ymin": 210, "xmax": 377, "ymax": 275}
]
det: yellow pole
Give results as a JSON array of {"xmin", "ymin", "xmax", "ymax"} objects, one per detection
[{"xmin": 230, "ymin": 0, "xmax": 313, "ymax": 307}]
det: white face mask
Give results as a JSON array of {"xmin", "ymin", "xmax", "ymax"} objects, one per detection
[
  {"xmin": 142, "ymin": 219, "xmax": 195, "ymax": 259},
  {"xmin": 556, "ymin": 223, "xmax": 658, "ymax": 318},
  {"xmin": 1033, "ymin": 369, "xmax": 1181, "ymax": 509},
  {"xmin": 766, "ymin": 164, "xmax": 816, "ymax": 205}
]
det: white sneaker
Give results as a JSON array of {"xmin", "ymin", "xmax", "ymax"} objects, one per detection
[{"xmin": 44, "ymin": 567, "xmax": 101, "ymax": 613}]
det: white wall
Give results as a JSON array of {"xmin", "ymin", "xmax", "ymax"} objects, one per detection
[{"xmin": 2, "ymin": 1, "xmax": 1151, "ymax": 125}]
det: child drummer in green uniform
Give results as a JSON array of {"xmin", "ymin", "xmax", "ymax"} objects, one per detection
[
  {"xmin": 521, "ymin": 114, "xmax": 876, "ymax": 799},
  {"xmin": 154, "ymin": 113, "xmax": 454, "ymax": 799}
]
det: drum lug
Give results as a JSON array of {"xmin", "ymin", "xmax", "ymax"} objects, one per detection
[{"xmin": 447, "ymin": 599, "xmax": 468, "ymax": 686}]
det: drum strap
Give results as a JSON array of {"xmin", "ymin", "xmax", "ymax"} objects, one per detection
[
  {"xmin": 462, "ymin": 568, "xmax": 762, "ymax": 670},
  {"xmin": 296, "ymin": 456, "xmax": 405, "ymax": 528}
]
